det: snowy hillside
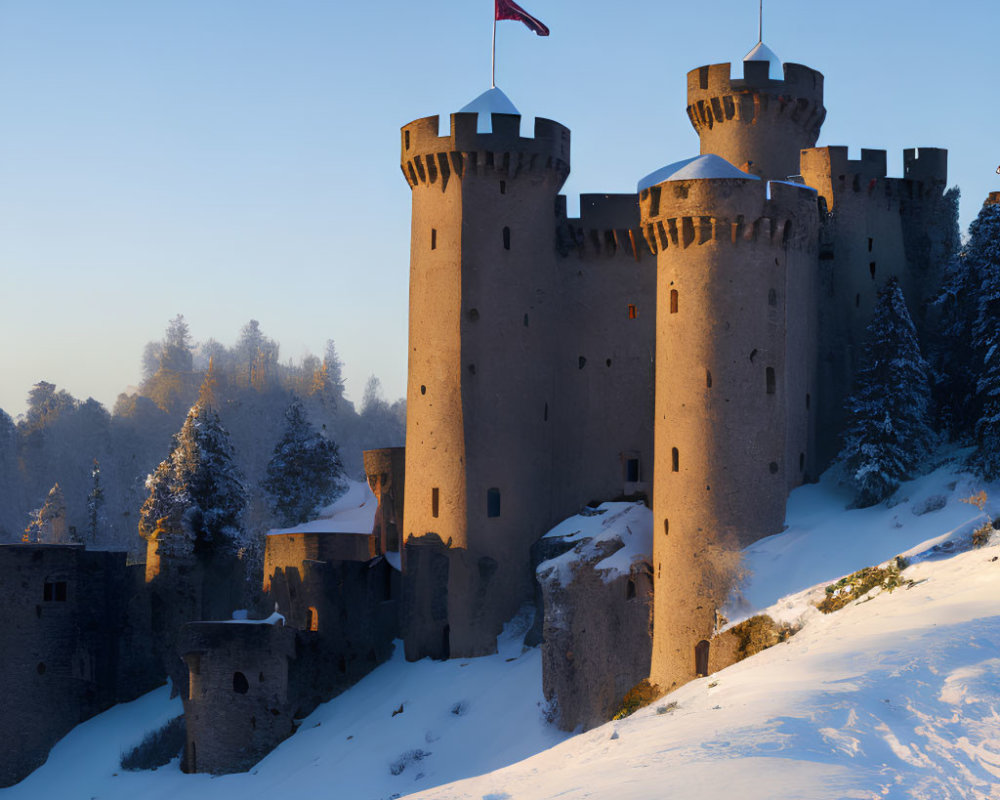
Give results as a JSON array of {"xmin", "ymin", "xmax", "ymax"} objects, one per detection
[{"xmin": 5, "ymin": 456, "xmax": 999, "ymax": 800}]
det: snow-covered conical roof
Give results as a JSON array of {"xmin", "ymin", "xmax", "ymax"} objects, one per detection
[
  {"xmin": 743, "ymin": 40, "xmax": 782, "ymax": 79},
  {"xmin": 459, "ymin": 87, "xmax": 520, "ymax": 117},
  {"xmin": 637, "ymin": 154, "xmax": 759, "ymax": 192}
]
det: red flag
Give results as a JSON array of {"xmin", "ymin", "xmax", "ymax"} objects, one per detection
[{"xmin": 495, "ymin": 0, "xmax": 549, "ymax": 36}]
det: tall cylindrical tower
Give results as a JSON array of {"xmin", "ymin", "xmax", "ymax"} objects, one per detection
[
  {"xmin": 639, "ymin": 155, "xmax": 818, "ymax": 691},
  {"xmin": 687, "ymin": 58, "xmax": 825, "ymax": 182},
  {"xmin": 401, "ymin": 97, "xmax": 570, "ymax": 658}
]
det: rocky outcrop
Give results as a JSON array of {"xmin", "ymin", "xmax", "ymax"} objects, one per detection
[{"xmin": 536, "ymin": 502, "xmax": 653, "ymax": 731}]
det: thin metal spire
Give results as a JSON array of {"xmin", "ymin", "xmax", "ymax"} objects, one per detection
[{"xmin": 758, "ymin": 0, "xmax": 763, "ymax": 43}]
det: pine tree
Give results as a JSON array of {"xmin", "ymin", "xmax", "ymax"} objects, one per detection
[
  {"xmin": 139, "ymin": 400, "xmax": 248, "ymax": 557},
  {"xmin": 263, "ymin": 398, "xmax": 346, "ymax": 526},
  {"xmin": 838, "ymin": 278, "xmax": 935, "ymax": 507},
  {"xmin": 24, "ymin": 483, "xmax": 71, "ymax": 544},
  {"xmin": 968, "ymin": 201, "xmax": 1000, "ymax": 478}
]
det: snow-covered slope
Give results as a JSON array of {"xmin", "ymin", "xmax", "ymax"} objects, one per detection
[{"xmin": 5, "ymin": 456, "xmax": 998, "ymax": 799}]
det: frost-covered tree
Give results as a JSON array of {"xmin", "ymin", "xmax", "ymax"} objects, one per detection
[
  {"xmin": 968, "ymin": 201, "xmax": 1000, "ymax": 478},
  {"xmin": 263, "ymin": 398, "xmax": 346, "ymax": 526},
  {"xmin": 838, "ymin": 278, "xmax": 935, "ymax": 507},
  {"xmin": 24, "ymin": 483, "xmax": 71, "ymax": 544},
  {"xmin": 86, "ymin": 459, "xmax": 106, "ymax": 544},
  {"xmin": 139, "ymin": 400, "xmax": 248, "ymax": 557}
]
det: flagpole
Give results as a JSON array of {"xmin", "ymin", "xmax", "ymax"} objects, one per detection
[
  {"xmin": 758, "ymin": 0, "xmax": 763, "ymax": 42},
  {"xmin": 492, "ymin": 11, "xmax": 497, "ymax": 88}
]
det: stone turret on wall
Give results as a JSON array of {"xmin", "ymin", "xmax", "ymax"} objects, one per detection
[{"xmin": 687, "ymin": 56, "xmax": 825, "ymax": 182}]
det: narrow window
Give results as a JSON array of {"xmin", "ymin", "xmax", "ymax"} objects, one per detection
[
  {"xmin": 503, "ymin": 226, "xmax": 511, "ymax": 250},
  {"xmin": 768, "ymin": 288, "xmax": 777, "ymax": 307},
  {"xmin": 706, "ymin": 370, "xmax": 712, "ymax": 388},
  {"xmin": 486, "ymin": 488, "xmax": 501, "ymax": 518},
  {"xmin": 233, "ymin": 671, "xmax": 249, "ymax": 694},
  {"xmin": 499, "ymin": 180, "xmax": 506, "ymax": 194},
  {"xmin": 855, "ymin": 293, "xmax": 860, "ymax": 308},
  {"xmin": 628, "ymin": 304, "xmax": 637, "ymax": 319},
  {"xmin": 766, "ymin": 367, "xmax": 776, "ymax": 395},
  {"xmin": 869, "ymin": 262, "xmax": 876, "ymax": 279},
  {"xmin": 43, "ymin": 582, "xmax": 52, "ymax": 602},
  {"xmin": 806, "ymin": 393, "xmax": 811, "ymax": 410},
  {"xmin": 663, "ymin": 519, "xmax": 669, "ymax": 537},
  {"xmin": 626, "ymin": 458, "xmax": 640, "ymax": 483},
  {"xmin": 868, "ymin": 237, "xmax": 873, "ymax": 252},
  {"xmin": 670, "ymin": 289, "xmax": 678, "ymax": 314},
  {"xmin": 523, "ymin": 313, "xmax": 529, "ymax": 327},
  {"xmin": 606, "ymin": 358, "xmax": 612, "ymax": 367},
  {"xmin": 578, "ymin": 356, "xmax": 586, "ymax": 369},
  {"xmin": 431, "ymin": 228, "xmax": 437, "ymax": 250},
  {"xmin": 671, "ymin": 448, "xmax": 679, "ymax": 472},
  {"xmin": 769, "ymin": 461, "xmax": 779, "ymax": 474},
  {"xmin": 626, "ymin": 579, "xmax": 636, "ymax": 600},
  {"xmin": 543, "ymin": 402, "xmax": 548, "ymax": 421},
  {"xmin": 799, "ymin": 452, "xmax": 805, "ymax": 471},
  {"xmin": 404, "ymin": 130, "xmax": 410, "ymax": 149},
  {"xmin": 431, "ymin": 488, "xmax": 440, "ymax": 518},
  {"xmin": 468, "ymin": 363, "xmax": 476, "ymax": 374},
  {"xmin": 307, "ymin": 606, "xmax": 319, "ymax": 632},
  {"xmin": 420, "ymin": 385, "xmax": 426, "ymax": 395}
]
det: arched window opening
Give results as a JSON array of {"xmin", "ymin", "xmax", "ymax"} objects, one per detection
[
  {"xmin": 430, "ymin": 228, "xmax": 437, "ymax": 250},
  {"xmin": 670, "ymin": 289, "xmax": 678, "ymax": 314},
  {"xmin": 626, "ymin": 579, "xmax": 636, "ymax": 600},
  {"xmin": 625, "ymin": 458, "xmax": 640, "ymax": 483},
  {"xmin": 695, "ymin": 640, "xmax": 710, "ymax": 677},
  {"xmin": 503, "ymin": 226, "xmax": 511, "ymax": 250},
  {"xmin": 671, "ymin": 448, "xmax": 679, "ymax": 472},
  {"xmin": 431, "ymin": 488, "xmax": 440, "ymax": 519},
  {"xmin": 233, "ymin": 671, "xmax": 249, "ymax": 694},
  {"xmin": 307, "ymin": 606, "xmax": 319, "ymax": 632},
  {"xmin": 663, "ymin": 519, "xmax": 669, "ymax": 537},
  {"xmin": 578, "ymin": 356, "xmax": 586, "ymax": 369},
  {"xmin": 766, "ymin": 367, "xmax": 776, "ymax": 395},
  {"xmin": 869, "ymin": 262, "xmax": 876, "ymax": 279}
]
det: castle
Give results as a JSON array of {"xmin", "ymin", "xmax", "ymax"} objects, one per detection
[
  {"xmin": 0, "ymin": 37, "xmax": 959, "ymax": 783},
  {"xmin": 398, "ymin": 39, "xmax": 951, "ymax": 693}
]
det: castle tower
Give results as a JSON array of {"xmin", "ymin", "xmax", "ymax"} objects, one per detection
[
  {"xmin": 638, "ymin": 155, "xmax": 819, "ymax": 691},
  {"xmin": 400, "ymin": 90, "xmax": 570, "ymax": 659},
  {"xmin": 687, "ymin": 51, "xmax": 825, "ymax": 182}
]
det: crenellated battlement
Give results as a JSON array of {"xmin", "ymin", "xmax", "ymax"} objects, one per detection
[
  {"xmin": 638, "ymin": 176, "xmax": 816, "ymax": 254},
  {"xmin": 686, "ymin": 61, "xmax": 826, "ymax": 141},
  {"xmin": 987, "ymin": 192, "xmax": 1000, "ymax": 207},
  {"xmin": 557, "ymin": 193, "xmax": 651, "ymax": 260},
  {"xmin": 400, "ymin": 112, "xmax": 570, "ymax": 190},
  {"xmin": 903, "ymin": 147, "xmax": 947, "ymax": 185}
]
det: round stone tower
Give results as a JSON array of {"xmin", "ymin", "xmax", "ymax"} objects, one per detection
[
  {"xmin": 638, "ymin": 155, "xmax": 819, "ymax": 691},
  {"xmin": 687, "ymin": 48, "xmax": 825, "ymax": 182},
  {"xmin": 400, "ymin": 90, "xmax": 570, "ymax": 659}
]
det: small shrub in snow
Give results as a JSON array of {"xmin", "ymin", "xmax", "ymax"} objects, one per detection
[
  {"xmin": 120, "ymin": 716, "xmax": 185, "ymax": 771},
  {"xmin": 655, "ymin": 702, "xmax": 679, "ymax": 715},
  {"xmin": 728, "ymin": 615, "xmax": 796, "ymax": 660},
  {"xmin": 817, "ymin": 564, "xmax": 909, "ymax": 614},
  {"xmin": 612, "ymin": 679, "xmax": 663, "ymax": 720}
]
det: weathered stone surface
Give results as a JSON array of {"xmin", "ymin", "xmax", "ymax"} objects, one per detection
[{"xmin": 536, "ymin": 502, "xmax": 653, "ymax": 731}]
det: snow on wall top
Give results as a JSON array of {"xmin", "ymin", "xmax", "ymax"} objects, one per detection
[
  {"xmin": 267, "ymin": 479, "xmax": 377, "ymax": 537},
  {"xmin": 216, "ymin": 611, "xmax": 286, "ymax": 626},
  {"xmin": 743, "ymin": 40, "xmax": 781, "ymax": 79},
  {"xmin": 536, "ymin": 501, "xmax": 652, "ymax": 587},
  {"xmin": 637, "ymin": 154, "xmax": 759, "ymax": 192}
]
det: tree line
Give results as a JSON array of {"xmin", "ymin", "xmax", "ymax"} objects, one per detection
[{"xmin": 1, "ymin": 317, "xmax": 404, "ymax": 555}]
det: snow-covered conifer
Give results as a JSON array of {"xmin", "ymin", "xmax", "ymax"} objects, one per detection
[
  {"xmin": 24, "ymin": 483, "xmax": 71, "ymax": 544},
  {"xmin": 86, "ymin": 459, "xmax": 106, "ymax": 544},
  {"xmin": 139, "ymin": 401, "xmax": 248, "ymax": 556},
  {"xmin": 839, "ymin": 278, "xmax": 935, "ymax": 507},
  {"xmin": 263, "ymin": 398, "xmax": 346, "ymax": 526},
  {"xmin": 968, "ymin": 201, "xmax": 1000, "ymax": 477}
]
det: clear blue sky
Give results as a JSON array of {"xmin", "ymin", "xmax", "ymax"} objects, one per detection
[{"xmin": 0, "ymin": 0, "xmax": 996, "ymax": 417}]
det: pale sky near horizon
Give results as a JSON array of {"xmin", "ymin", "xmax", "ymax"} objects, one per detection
[{"xmin": 0, "ymin": 0, "xmax": 996, "ymax": 418}]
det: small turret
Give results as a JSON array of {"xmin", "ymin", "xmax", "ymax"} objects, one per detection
[{"xmin": 687, "ymin": 56, "xmax": 825, "ymax": 182}]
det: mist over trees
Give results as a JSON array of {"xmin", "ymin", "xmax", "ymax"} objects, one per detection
[{"xmin": 0, "ymin": 317, "xmax": 405, "ymax": 554}]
